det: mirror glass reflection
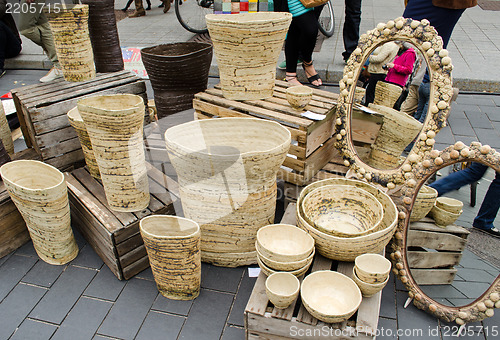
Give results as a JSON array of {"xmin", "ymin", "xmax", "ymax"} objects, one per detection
[{"xmin": 408, "ymin": 164, "xmax": 499, "ymax": 307}]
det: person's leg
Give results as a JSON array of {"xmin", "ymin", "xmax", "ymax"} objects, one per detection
[
  {"xmin": 145, "ymin": 0, "xmax": 152, "ymax": 10},
  {"xmin": 285, "ymin": 17, "xmax": 302, "ymax": 86},
  {"xmin": 38, "ymin": 21, "xmax": 59, "ymax": 68},
  {"xmin": 122, "ymin": 0, "xmax": 134, "ymax": 10},
  {"xmin": 0, "ymin": 21, "xmax": 22, "ymax": 70},
  {"xmin": 400, "ymin": 84, "xmax": 419, "ymax": 116},
  {"xmin": 130, "ymin": 0, "xmax": 146, "ymax": 16},
  {"xmin": 430, "ymin": 162, "xmax": 488, "ymax": 196},
  {"xmin": 342, "ymin": 0, "xmax": 362, "ymax": 61},
  {"xmin": 413, "ymin": 81, "xmax": 430, "ymax": 123},
  {"xmin": 473, "ymin": 170, "xmax": 500, "ymax": 233},
  {"xmin": 295, "ymin": 11, "xmax": 321, "ymax": 86},
  {"xmin": 364, "ymin": 73, "xmax": 384, "ymax": 106}
]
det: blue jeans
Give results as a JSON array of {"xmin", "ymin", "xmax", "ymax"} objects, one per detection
[
  {"xmin": 429, "ymin": 163, "xmax": 500, "ymax": 230},
  {"xmin": 413, "ymin": 80, "xmax": 430, "ymax": 124}
]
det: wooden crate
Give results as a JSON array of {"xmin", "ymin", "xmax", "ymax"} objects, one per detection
[
  {"xmin": 407, "ymin": 218, "xmax": 469, "ymax": 285},
  {"xmin": 193, "ymin": 80, "xmax": 382, "ymax": 186},
  {"xmin": 11, "ymin": 70, "xmax": 148, "ymax": 171},
  {"xmin": 244, "ymin": 203, "xmax": 381, "ymax": 340}
]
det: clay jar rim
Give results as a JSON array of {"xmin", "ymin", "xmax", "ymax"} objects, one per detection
[
  {"xmin": 206, "ymin": 12, "xmax": 292, "ymax": 25},
  {"xmin": 140, "ymin": 215, "xmax": 200, "ymax": 240},
  {"xmin": 77, "ymin": 94, "xmax": 144, "ymax": 118},
  {"xmin": 0, "ymin": 160, "xmax": 64, "ymax": 193},
  {"xmin": 257, "ymin": 224, "xmax": 315, "ymax": 260},
  {"xmin": 266, "ymin": 272, "xmax": 300, "ymax": 298},
  {"xmin": 354, "ymin": 253, "xmax": 392, "ymax": 276},
  {"xmin": 141, "ymin": 42, "xmax": 212, "ymax": 60}
]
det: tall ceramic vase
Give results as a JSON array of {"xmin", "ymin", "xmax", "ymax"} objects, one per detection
[
  {"xmin": 0, "ymin": 160, "xmax": 78, "ymax": 264},
  {"xmin": 140, "ymin": 215, "xmax": 201, "ymax": 300},
  {"xmin": 77, "ymin": 94, "xmax": 150, "ymax": 212},
  {"xmin": 165, "ymin": 117, "xmax": 291, "ymax": 267},
  {"xmin": 47, "ymin": 4, "xmax": 96, "ymax": 82},
  {"xmin": 67, "ymin": 107, "xmax": 100, "ymax": 179},
  {"xmin": 206, "ymin": 13, "xmax": 292, "ymax": 100},
  {"xmin": 367, "ymin": 104, "xmax": 423, "ymax": 169},
  {"xmin": 373, "ymin": 81, "xmax": 403, "ymax": 108},
  {"xmin": 0, "ymin": 101, "xmax": 14, "ymax": 155},
  {"xmin": 141, "ymin": 42, "xmax": 212, "ymax": 119}
]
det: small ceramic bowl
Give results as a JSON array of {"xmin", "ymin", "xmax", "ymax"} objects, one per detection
[
  {"xmin": 256, "ymin": 242, "xmax": 315, "ymax": 271},
  {"xmin": 435, "ymin": 197, "xmax": 464, "ymax": 215},
  {"xmin": 286, "ymin": 85, "xmax": 313, "ymax": 110},
  {"xmin": 256, "ymin": 256, "xmax": 313, "ymax": 277},
  {"xmin": 409, "ymin": 185, "xmax": 438, "ymax": 222},
  {"xmin": 429, "ymin": 204, "xmax": 462, "ymax": 228},
  {"xmin": 354, "ymin": 253, "xmax": 391, "ymax": 284},
  {"xmin": 256, "ymin": 224, "xmax": 314, "ymax": 262},
  {"xmin": 352, "ymin": 267, "xmax": 389, "ymax": 297},
  {"xmin": 265, "ymin": 272, "xmax": 300, "ymax": 309}
]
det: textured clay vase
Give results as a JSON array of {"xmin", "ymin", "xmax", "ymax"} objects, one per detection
[
  {"xmin": 0, "ymin": 102, "xmax": 14, "ymax": 155},
  {"xmin": 373, "ymin": 81, "xmax": 403, "ymax": 108},
  {"xmin": 67, "ymin": 107, "xmax": 100, "ymax": 179},
  {"xmin": 81, "ymin": 0, "xmax": 124, "ymax": 73},
  {"xmin": 164, "ymin": 118, "xmax": 291, "ymax": 266},
  {"xmin": 47, "ymin": 4, "xmax": 96, "ymax": 82},
  {"xmin": 77, "ymin": 94, "xmax": 150, "ymax": 212},
  {"xmin": 141, "ymin": 42, "xmax": 212, "ymax": 119},
  {"xmin": 0, "ymin": 160, "xmax": 78, "ymax": 264},
  {"xmin": 409, "ymin": 185, "xmax": 438, "ymax": 222},
  {"xmin": 206, "ymin": 12, "xmax": 292, "ymax": 100},
  {"xmin": 140, "ymin": 215, "xmax": 201, "ymax": 300},
  {"xmin": 367, "ymin": 103, "xmax": 423, "ymax": 169}
]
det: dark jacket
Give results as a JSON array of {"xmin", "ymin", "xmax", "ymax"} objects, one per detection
[
  {"xmin": 273, "ymin": 0, "xmax": 289, "ymax": 13},
  {"xmin": 0, "ymin": 0, "xmax": 22, "ymax": 43},
  {"xmin": 432, "ymin": 0, "xmax": 477, "ymax": 9}
]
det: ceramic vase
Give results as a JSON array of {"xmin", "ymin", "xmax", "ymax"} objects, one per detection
[
  {"xmin": 67, "ymin": 107, "xmax": 100, "ymax": 179},
  {"xmin": 141, "ymin": 42, "xmax": 212, "ymax": 119},
  {"xmin": 367, "ymin": 104, "xmax": 422, "ymax": 169},
  {"xmin": 206, "ymin": 12, "xmax": 292, "ymax": 100},
  {"xmin": 47, "ymin": 4, "xmax": 96, "ymax": 82},
  {"xmin": 77, "ymin": 94, "xmax": 150, "ymax": 212},
  {"xmin": 164, "ymin": 117, "xmax": 291, "ymax": 266},
  {"xmin": 0, "ymin": 160, "xmax": 78, "ymax": 264},
  {"xmin": 0, "ymin": 101, "xmax": 14, "ymax": 155},
  {"xmin": 373, "ymin": 81, "xmax": 403, "ymax": 108},
  {"xmin": 140, "ymin": 215, "xmax": 201, "ymax": 300}
]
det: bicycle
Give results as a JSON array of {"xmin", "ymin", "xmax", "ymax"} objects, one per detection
[{"xmin": 317, "ymin": 0, "xmax": 335, "ymax": 37}]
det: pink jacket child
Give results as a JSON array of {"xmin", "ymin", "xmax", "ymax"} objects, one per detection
[{"xmin": 384, "ymin": 46, "xmax": 416, "ymax": 87}]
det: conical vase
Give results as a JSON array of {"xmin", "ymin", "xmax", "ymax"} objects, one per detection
[
  {"xmin": 0, "ymin": 160, "xmax": 78, "ymax": 265},
  {"xmin": 0, "ymin": 101, "xmax": 14, "ymax": 155},
  {"xmin": 140, "ymin": 215, "xmax": 201, "ymax": 300},
  {"xmin": 373, "ymin": 81, "xmax": 403, "ymax": 108},
  {"xmin": 206, "ymin": 12, "xmax": 292, "ymax": 100},
  {"xmin": 77, "ymin": 94, "xmax": 150, "ymax": 212},
  {"xmin": 165, "ymin": 117, "xmax": 291, "ymax": 267}
]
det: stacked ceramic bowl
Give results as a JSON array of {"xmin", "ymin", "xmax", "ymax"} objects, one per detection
[
  {"xmin": 256, "ymin": 224, "xmax": 315, "ymax": 277},
  {"xmin": 352, "ymin": 254, "xmax": 391, "ymax": 297},
  {"xmin": 409, "ymin": 185, "xmax": 438, "ymax": 222},
  {"xmin": 429, "ymin": 197, "xmax": 463, "ymax": 228}
]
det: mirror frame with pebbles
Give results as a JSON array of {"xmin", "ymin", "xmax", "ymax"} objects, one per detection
[{"xmin": 334, "ymin": 17, "xmax": 454, "ymax": 188}]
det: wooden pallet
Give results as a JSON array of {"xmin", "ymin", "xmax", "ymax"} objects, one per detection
[
  {"xmin": 244, "ymin": 203, "xmax": 381, "ymax": 340},
  {"xmin": 11, "ymin": 70, "xmax": 148, "ymax": 171}
]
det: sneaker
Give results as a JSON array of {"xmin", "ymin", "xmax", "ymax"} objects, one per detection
[
  {"xmin": 277, "ymin": 59, "xmax": 302, "ymax": 70},
  {"xmin": 129, "ymin": 10, "xmax": 146, "ymax": 17},
  {"xmin": 39, "ymin": 67, "xmax": 63, "ymax": 83},
  {"xmin": 473, "ymin": 226, "xmax": 500, "ymax": 238}
]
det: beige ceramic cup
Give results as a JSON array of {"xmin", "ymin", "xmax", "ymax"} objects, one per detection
[
  {"xmin": 286, "ymin": 85, "xmax": 313, "ymax": 110},
  {"xmin": 354, "ymin": 253, "xmax": 391, "ymax": 284},
  {"xmin": 265, "ymin": 272, "xmax": 300, "ymax": 309}
]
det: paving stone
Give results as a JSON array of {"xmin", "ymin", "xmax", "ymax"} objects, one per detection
[
  {"xmin": 453, "ymin": 135, "xmax": 477, "ymax": 147},
  {"xmin": 377, "ymin": 317, "xmax": 398, "ymax": 340},
  {"xmin": 51, "ymin": 297, "xmax": 113, "ymax": 340},
  {"xmin": 476, "ymin": 128, "xmax": 500, "ymax": 149},
  {"xmin": 435, "ymin": 125, "xmax": 455, "ymax": 145},
  {"xmin": 98, "ymin": 278, "xmax": 159, "ymax": 340},
  {"xmin": 151, "ymin": 293, "xmax": 193, "ymax": 316},
  {"xmin": 455, "ymin": 267, "xmax": 496, "ymax": 283},
  {"xmin": 21, "ymin": 260, "xmax": 65, "ymax": 288},
  {"xmin": 464, "ymin": 111, "xmax": 494, "ymax": 129},
  {"xmin": 178, "ymin": 289, "xmax": 234, "ymax": 340},
  {"xmin": 0, "ymin": 283, "xmax": 47, "ymax": 339},
  {"xmin": 10, "ymin": 318, "xmax": 58, "ymax": 340},
  {"xmin": 135, "ymin": 266, "xmax": 155, "ymax": 281},
  {"xmin": 226, "ymin": 269, "xmax": 257, "ymax": 327},
  {"xmin": 421, "ymin": 284, "xmax": 467, "ymax": 299},
  {"xmin": 70, "ymin": 244, "xmax": 104, "ymax": 270},
  {"xmin": 84, "ymin": 265, "xmax": 126, "ymax": 301},
  {"xmin": 14, "ymin": 241, "xmax": 38, "ymax": 257},
  {"xmin": 379, "ymin": 274, "xmax": 397, "ymax": 319},
  {"xmin": 446, "ymin": 297, "xmax": 476, "ymax": 307},
  {"xmin": 471, "ymin": 97, "xmax": 496, "ymax": 107},
  {"xmin": 201, "ymin": 263, "xmax": 244, "ymax": 293},
  {"xmin": 0, "ymin": 254, "xmax": 37, "ymax": 301},
  {"xmin": 0, "ymin": 252, "xmax": 12, "ymax": 267},
  {"xmin": 396, "ymin": 291, "xmax": 439, "ymax": 340},
  {"xmin": 482, "ymin": 309, "xmax": 499, "ymax": 340},
  {"xmin": 448, "ymin": 119, "xmax": 476, "ymax": 137},
  {"xmin": 29, "ymin": 265, "xmax": 97, "ymax": 324},
  {"xmin": 222, "ymin": 325, "xmax": 245, "ymax": 340},
  {"xmin": 483, "ymin": 107, "xmax": 500, "ymax": 122},
  {"xmin": 135, "ymin": 311, "xmax": 185, "ymax": 340},
  {"xmin": 452, "ymin": 104, "xmax": 481, "ymax": 113},
  {"xmin": 395, "ymin": 277, "xmax": 408, "ymax": 292},
  {"xmin": 452, "ymin": 281, "xmax": 491, "ymax": 299}
]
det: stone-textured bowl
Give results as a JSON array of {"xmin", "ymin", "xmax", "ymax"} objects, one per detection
[
  {"xmin": 409, "ymin": 185, "xmax": 438, "ymax": 222},
  {"xmin": 286, "ymin": 85, "xmax": 313, "ymax": 110},
  {"xmin": 352, "ymin": 267, "xmax": 389, "ymax": 297},
  {"xmin": 435, "ymin": 197, "xmax": 464, "ymax": 215},
  {"xmin": 301, "ymin": 270, "xmax": 362, "ymax": 323},
  {"xmin": 256, "ymin": 242, "xmax": 315, "ymax": 271},
  {"xmin": 354, "ymin": 253, "xmax": 391, "ymax": 284},
  {"xmin": 257, "ymin": 224, "xmax": 314, "ymax": 263},
  {"xmin": 429, "ymin": 204, "xmax": 462, "ymax": 228},
  {"xmin": 256, "ymin": 256, "xmax": 312, "ymax": 277},
  {"xmin": 265, "ymin": 272, "xmax": 300, "ymax": 309}
]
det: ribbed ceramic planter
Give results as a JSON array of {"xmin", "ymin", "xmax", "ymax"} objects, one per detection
[
  {"xmin": 409, "ymin": 185, "xmax": 438, "ymax": 222},
  {"xmin": 367, "ymin": 104, "xmax": 422, "ymax": 169},
  {"xmin": 0, "ymin": 140, "xmax": 11, "ymax": 167},
  {"xmin": 373, "ymin": 81, "xmax": 403, "ymax": 108},
  {"xmin": 81, "ymin": 0, "xmax": 124, "ymax": 73},
  {"xmin": 67, "ymin": 107, "xmax": 100, "ymax": 179},
  {"xmin": 77, "ymin": 94, "xmax": 150, "ymax": 212},
  {"xmin": 165, "ymin": 118, "xmax": 291, "ymax": 266},
  {"xmin": 0, "ymin": 101, "xmax": 14, "ymax": 155},
  {"xmin": 206, "ymin": 13, "xmax": 292, "ymax": 100},
  {"xmin": 141, "ymin": 43, "xmax": 212, "ymax": 119},
  {"xmin": 47, "ymin": 4, "xmax": 96, "ymax": 82},
  {"xmin": 0, "ymin": 160, "xmax": 78, "ymax": 264},
  {"xmin": 140, "ymin": 215, "xmax": 201, "ymax": 300}
]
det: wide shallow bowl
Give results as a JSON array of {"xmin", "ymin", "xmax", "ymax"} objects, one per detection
[
  {"xmin": 265, "ymin": 272, "xmax": 300, "ymax": 309},
  {"xmin": 300, "ymin": 270, "xmax": 362, "ymax": 323},
  {"xmin": 435, "ymin": 197, "xmax": 464, "ymax": 215},
  {"xmin": 256, "ymin": 242, "xmax": 315, "ymax": 271},
  {"xmin": 286, "ymin": 85, "xmax": 313, "ymax": 110},
  {"xmin": 257, "ymin": 256, "xmax": 312, "ymax": 277},
  {"xmin": 352, "ymin": 267, "xmax": 389, "ymax": 297},
  {"xmin": 429, "ymin": 204, "xmax": 462, "ymax": 228},
  {"xmin": 409, "ymin": 185, "xmax": 438, "ymax": 222},
  {"xmin": 354, "ymin": 253, "xmax": 391, "ymax": 284},
  {"xmin": 301, "ymin": 185, "xmax": 383, "ymax": 237},
  {"xmin": 257, "ymin": 224, "xmax": 314, "ymax": 262}
]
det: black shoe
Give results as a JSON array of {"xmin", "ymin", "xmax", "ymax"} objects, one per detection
[
  {"xmin": 121, "ymin": 7, "xmax": 128, "ymax": 11},
  {"xmin": 342, "ymin": 51, "xmax": 351, "ymax": 62},
  {"xmin": 473, "ymin": 226, "xmax": 500, "ymax": 238},
  {"xmin": 146, "ymin": 5, "xmax": 151, "ymax": 10},
  {"xmin": 0, "ymin": 69, "xmax": 5, "ymax": 78},
  {"xmin": 158, "ymin": 2, "xmax": 164, "ymax": 7}
]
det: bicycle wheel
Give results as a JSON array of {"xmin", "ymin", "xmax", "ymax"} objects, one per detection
[
  {"xmin": 318, "ymin": 0, "xmax": 335, "ymax": 37},
  {"xmin": 175, "ymin": 0, "xmax": 212, "ymax": 34}
]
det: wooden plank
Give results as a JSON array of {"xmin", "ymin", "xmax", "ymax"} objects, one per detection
[
  {"xmin": 145, "ymin": 162, "xmax": 181, "ymax": 198},
  {"xmin": 407, "ymin": 250, "xmax": 463, "ymax": 269},
  {"xmin": 122, "ymin": 256, "xmax": 150, "ymax": 280},
  {"xmin": 411, "ymin": 268, "xmax": 457, "ymax": 285},
  {"xmin": 410, "ymin": 221, "xmax": 470, "ymax": 236},
  {"xmin": 302, "ymin": 137, "xmax": 340, "ymax": 182},
  {"xmin": 119, "ymin": 244, "xmax": 148, "ymax": 269},
  {"xmin": 304, "ymin": 108, "xmax": 336, "ymax": 156},
  {"xmin": 277, "ymin": 168, "xmax": 306, "ymax": 187},
  {"xmin": 45, "ymin": 149, "xmax": 84, "ymax": 169},
  {"xmin": 0, "ymin": 209, "xmax": 30, "ymax": 258},
  {"xmin": 40, "ymin": 137, "xmax": 82, "ymax": 159},
  {"xmin": 245, "ymin": 274, "xmax": 269, "ymax": 317},
  {"xmin": 35, "ymin": 126, "xmax": 77, "ymax": 148},
  {"xmin": 115, "ymin": 233, "xmax": 144, "ymax": 257},
  {"xmin": 407, "ymin": 230, "xmax": 467, "ymax": 252},
  {"xmin": 11, "ymin": 92, "xmax": 33, "ymax": 147}
]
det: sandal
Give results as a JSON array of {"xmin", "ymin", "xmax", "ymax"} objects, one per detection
[
  {"xmin": 302, "ymin": 61, "xmax": 322, "ymax": 87},
  {"xmin": 285, "ymin": 73, "xmax": 302, "ymax": 86}
]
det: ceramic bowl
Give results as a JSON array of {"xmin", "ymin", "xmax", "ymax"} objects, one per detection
[
  {"xmin": 265, "ymin": 272, "xmax": 300, "ymax": 309},
  {"xmin": 256, "ymin": 242, "xmax": 315, "ymax": 271},
  {"xmin": 354, "ymin": 253, "xmax": 391, "ymax": 284},
  {"xmin": 409, "ymin": 185, "xmax": 438, "ymax": 222},
  {"xmin": 257, "ymin": 224, "xmax": 314, "ymax": 262},
  {"xmin": 257, "ymin": 256, "xmax": 312, "ymax": 277},
  {"xmin": 300, "ymin": 270, "xmax": 362, "ymax": 323},
  {"xmin": 435, "ymin": 197, "xmax": 464, "ymax": 215},
  {"xmin": 286, "ymin": 85, "xmax": 313, "ymax": 110},
  {"xmin": 429, "ymin": 204, "xmax": 462, "ymax": 228},
  {"xmin": 352, "ymin": 267, "xmax": 389, "ymax": 297},
  {"xmin": 301, "ymin": 185, "xmax": 383, "ymax": 237}
]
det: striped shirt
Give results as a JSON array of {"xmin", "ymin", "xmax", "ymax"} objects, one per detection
[{"xmin": 288, "ymin": 0, "xmax": 312, "ymax": 17}]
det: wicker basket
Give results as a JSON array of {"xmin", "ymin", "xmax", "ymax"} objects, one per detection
[
  {"xmin": 409, "ymin": 185, "xmax": 438, "ymax": 222},
  {"xmin": 0, "ymin": 140, "xmax": 11, "ymax": 167},
  {"xmin": 0, "ymin": 101, "xmax": 14, "ymax": 155},
  {"xmin": 373, "ymin": 81, "xmax": 402, "ymax": 108}
]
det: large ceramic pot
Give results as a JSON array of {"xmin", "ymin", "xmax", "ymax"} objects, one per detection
[
  {"xmin": 367, "ymin": 104, "xmax": 422, "ymax": 169},
  {"xmin": 373, "ymin": 81, "xmax": 403, "ymax": 108},
  {"xmin": 77, "ymin": 94, "xmax": 150, "ymax": 212},
  {"xmin": 67, "ymin": 107, "xmax": 100, "ymax": 179},
  {"xmin": 164, "ymin": 118, "xmax": 291, "ymax": 266},
  {"xmin": 141, "ymin": 42, "xmax": 212, "ymax": 119},
  {"xmin": 140, "ymin": 215, "xmax": 201, "ymax": 300},
  {"xmin": 47, "ymin": 4, "xmax": 96, "ymax": 82},
  {"xmin": 0, "ymin": 160, "xmax": 78, "ymax": 264},
  {"xmin": 206, "ymin": 12, "xmax": 292, "ymax": 100},
  {"xmin": 0, "ymin": 101, "xmax": 14, "ymax": 155},
  {"xmin": 81, "ymin": 0, "xmax": 124, "ymax": 73}
]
